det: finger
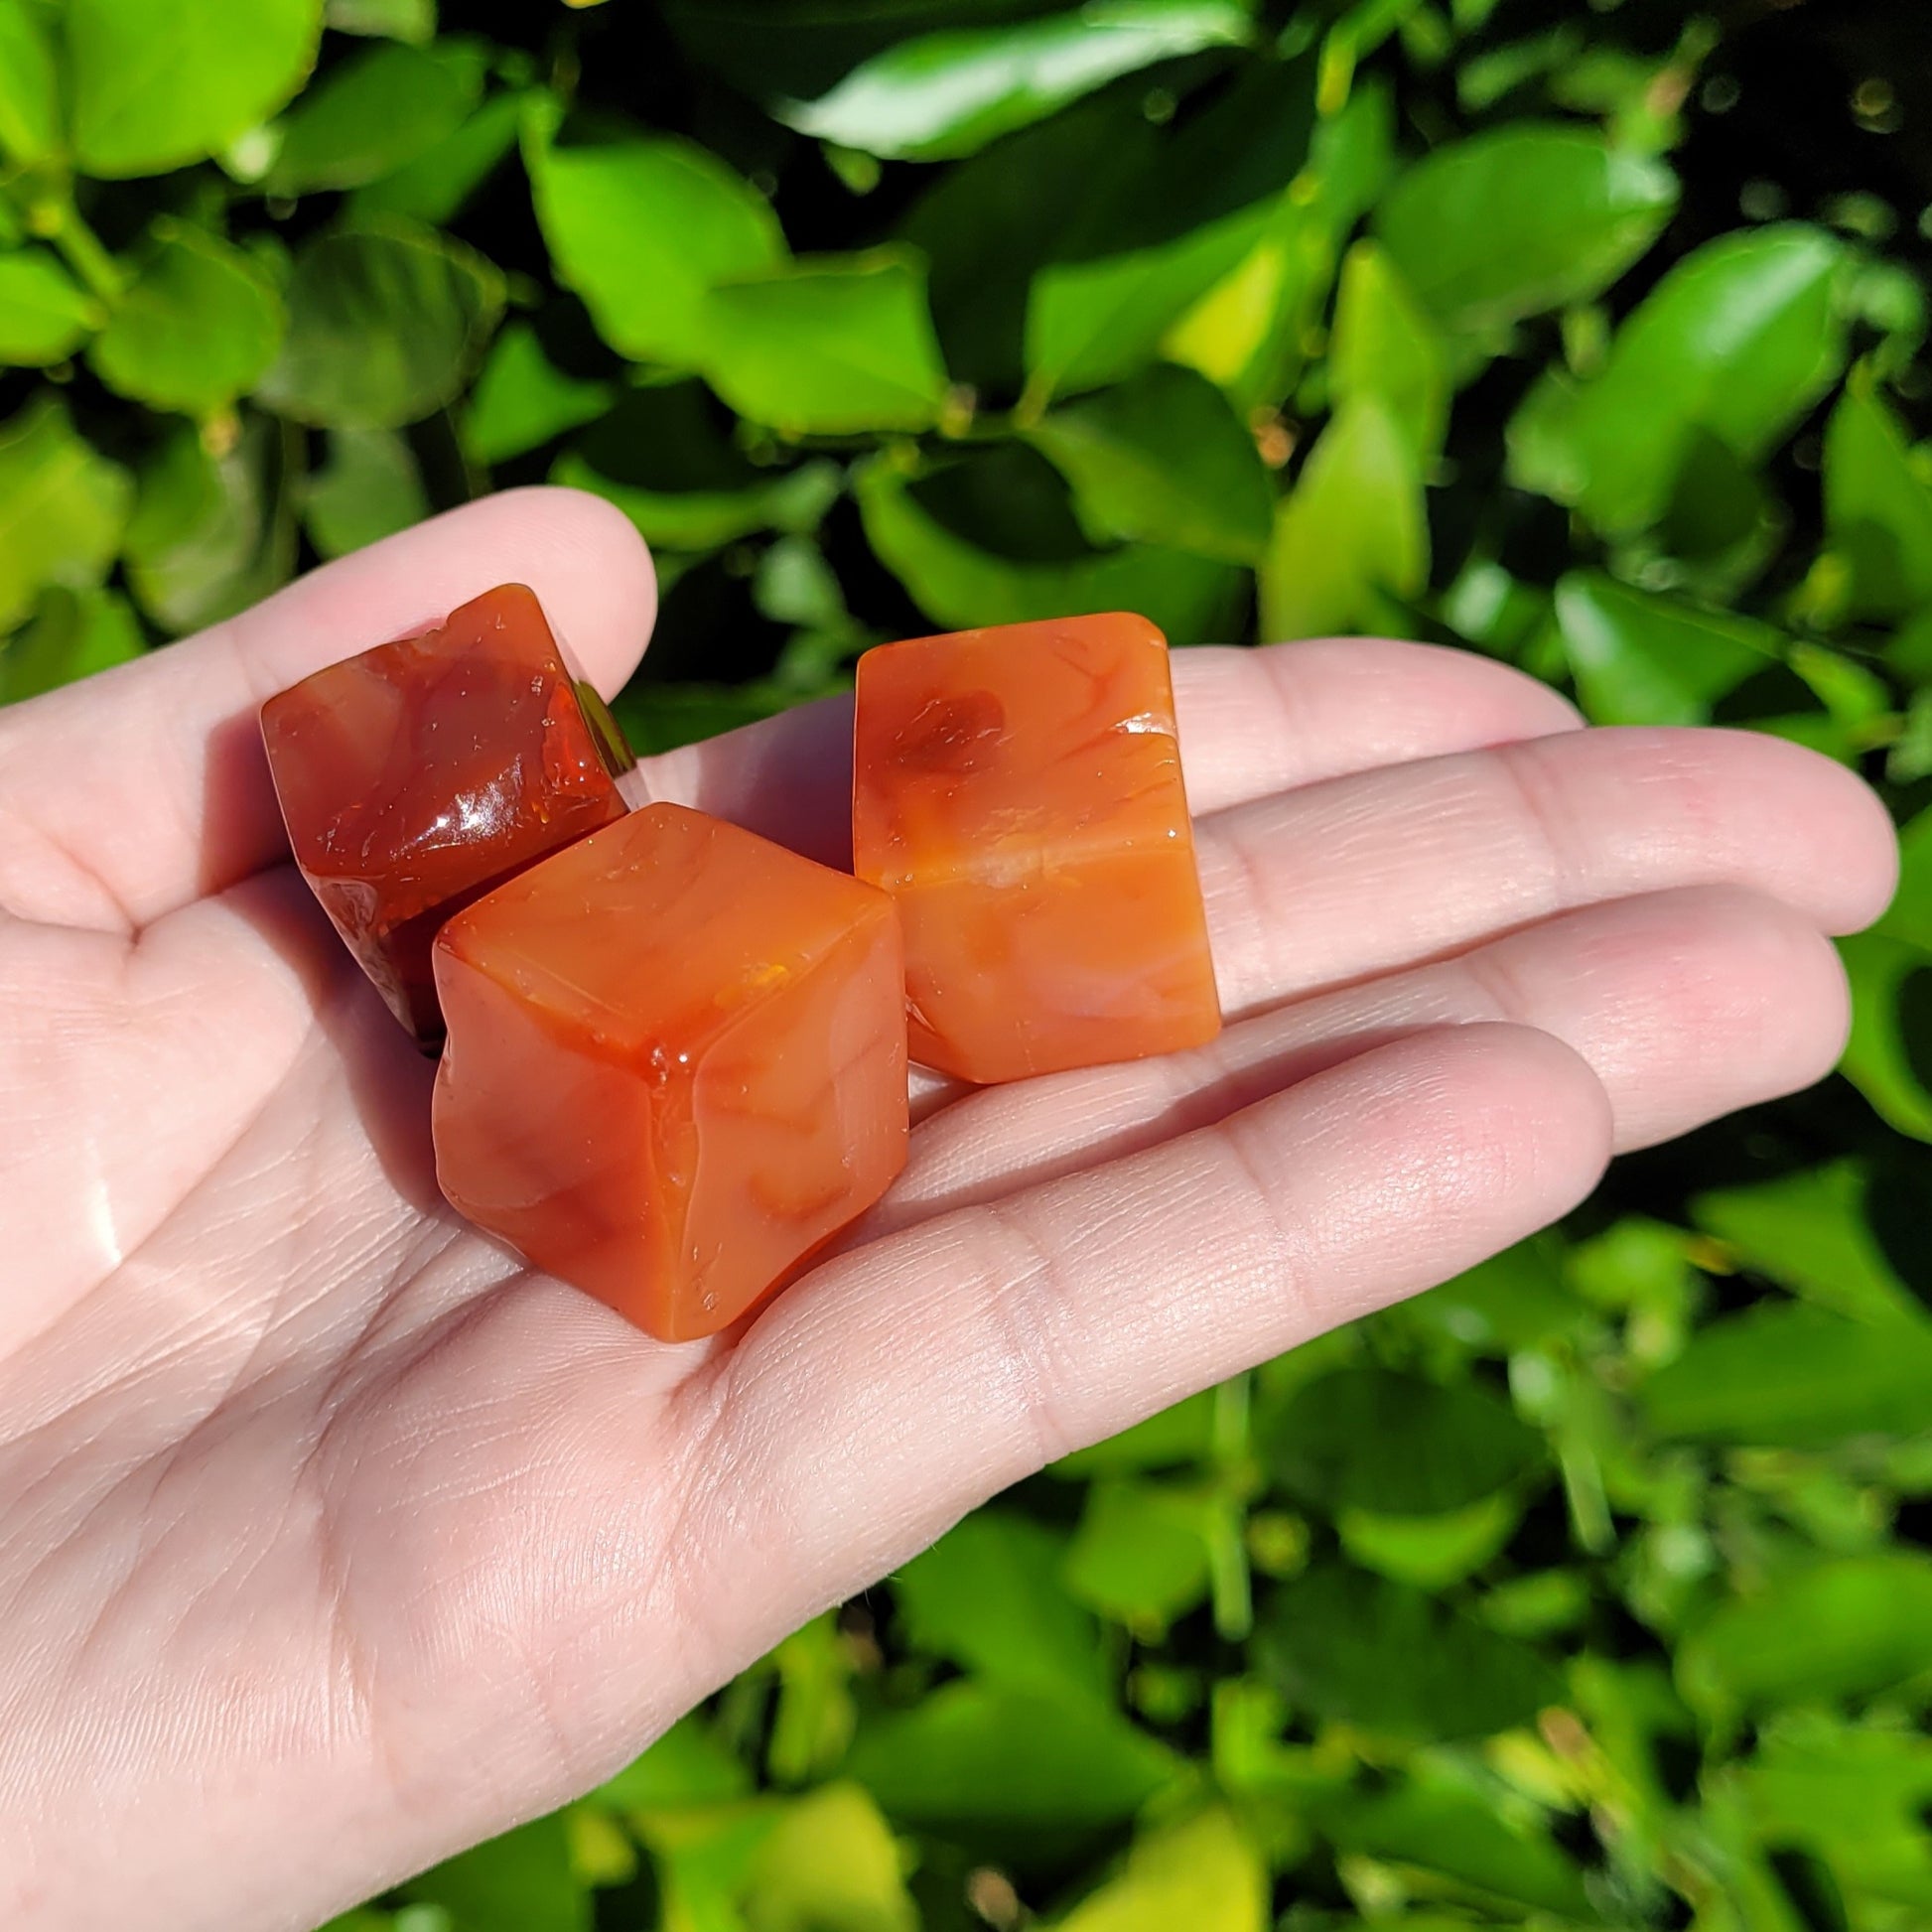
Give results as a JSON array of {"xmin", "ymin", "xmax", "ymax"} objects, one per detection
[
  {"xmin": 883, "ymin": 886, "xmax": 1850, "ymax": 1233},
  {"xmin": 1200, "ymin": 726, "xmax": 1898, "ymax": 1017},
  {"xmin": 670, "ymin": 1024, "xmax": 1610, "ymax": 1665},
  {"xmin": 0, "ymin": 487, "xmax": 655, "ymax": 931},
  {"xmin": 636, "ymin": 637, "xmax": 1583, "ymax": 868}
]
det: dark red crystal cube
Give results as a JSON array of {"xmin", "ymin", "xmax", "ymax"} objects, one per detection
[{"xmin": 260, "ymin": 584, "xmax": 631, "ymax": 1044}]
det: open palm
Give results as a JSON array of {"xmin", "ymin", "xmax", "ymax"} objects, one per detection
[{"xmin": 0, "ymin": 491, "xmax": 1897, "ymax": 1932}]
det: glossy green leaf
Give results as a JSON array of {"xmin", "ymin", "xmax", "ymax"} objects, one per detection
[
  {"xmin": 1336, "ymin": 1491, "xmax": 1524, "ymax": 1590},
  {"xmin": 525, "ymin": 105, "xmax": 783, "ymax": 368},
  {"xmin": 257, "ymin": 216, "xmax": 502, "ymax": 428},
  {"xmin": 0, "ymin": 251, "xmax": 103, "ymax": 365},
  {"xmin": 266, "ymin": 41, "xmax": 481, "ymax": 195},
  {"xmin": 1026, "ymin": 201, "xmax": 1276, "ymax": 402},
  {"xmin": 857, "ymin": 455, "xmax": 1242, "ymax": 645},
  {"xmin": 302, "ymin": 427, "xmax": 427, "ymax": 559},
  {"xmin": 464, "ymin": 320, "xmax": 615, "ymax": 465},
  {"xmin": 700, "ymin": 253, "xmax": 948, "ymax": 434},
  {"xmin": 1692, "ymin": 1161, "xmax": 1922, "ymax": 1326},
  {"xmin": 742, "ymin": 1784, "xmax": 916, "ymax": 1932},
  {"xmin": 1679, "ymin": 1555, "xmax": 1932, "ymax": 1720},
  {"xmin": 1318, "ymin": 1773, "xmax": 1591, "ymax": 1916},
  {"xmin": 1026, "ymin": 361, "xmax": 1276, "ymax": 563},
  {"xmin": 893, "ymin": 1510, "xmax": 1108, "ymax": 1700},
  {"xmin": 1823, "ymin": 365, "xmax": 1932, "ymax": 621},
  {"xmin": 0, "ymin": 587, "xmax": 143, "ymax": 702},
  {"xmin": 0, "ymin": 0, "xmax": 59, "ymax": 165},
  {"xmin": 1840, "ymin": 932, "xmax": 1932, "ymax": 1143},
  {"xmin": 405, "ymin": 1813, "xmax": 589, "ymax": 1932},
  {"xmin": 0, "ymin": 393, "xmax": 133, "ymax": 634},
  {"xmin": 124, "ymin": 416, "xmax": 296, "ymax": 632},
  {"xmin": 1255, "ymin": 1564, "xmax": 1565, "ymax": 1740},
  {"xmin": 1263, "ymin": 1366, "xmax": 1543, "ymax": 1516},
  {"xmin": 89, "ymin": 220, "xmax": 284, "ymax": 416},
  {"xmin": 779, "ymin": 1, "xmax": 1252, "ymax": 162},
  {"xmin": 1374, "ymin": 124, "xmax": 1676, "ymax": 339},
  {"xmin": 1062, "ymin": 1480, "xmax": 1217, "ymax": 1631},
  {"xmin": 1553, "ymin": 571, "xmax": 1780, "ymax": 726},
  {"xmin": 846, "ymin": 1682, "xmax": 1180, "ymax": 1836},
  {"xmin": 1508, "ymin": 223, "xmax": 1848, "ymax": 535},
  {"xmin": 1641, "ymin": 1303, "xmax": 1932, "ymax": 1447},
  {"xmin": 1051, "ymin": 1807, "xmax": 1267, "ymax": 1932},
  {"xmin": 68, "ymin": 0, "xmax": 323, "ymax": 179},
  {"xmin": 1328, "ymin": 239, "xmax": 1448, "ymax": 459},
  {"xmin": 1260, "ymin": 396, "xmax": 1427, "ymax": 639},
  {"xmin": 326, "ymin": 0, "xmax": 436, "ymax": 43}
]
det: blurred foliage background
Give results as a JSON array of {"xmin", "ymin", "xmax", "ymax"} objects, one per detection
[{"xmin": 4, "ymin": 0, "xmax": 1932, "ymax": 1926}]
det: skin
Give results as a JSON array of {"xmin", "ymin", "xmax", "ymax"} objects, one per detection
[{"xmin": 0, "ymin": 489, "xmax": 1898, "ymax": 1932}]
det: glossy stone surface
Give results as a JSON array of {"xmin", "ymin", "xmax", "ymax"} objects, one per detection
[
  {"xmin": 260, "ymin": 584, "xmax": 630, "ymax": 1044},
  {"xmin": 432, "ymin": 803, "xmax": 908, "ymax": 1342},
  {"xmin": 852, "ymin": 613, "xmax": 1220, "ymax": 1083}
]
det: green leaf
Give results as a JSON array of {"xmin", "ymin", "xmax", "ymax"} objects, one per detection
[
  {"xmin": 1328, "ymin": 239, "xmax": 1448, "ymax": 460},
  {"xmin": 1260, "ymin": 396, "xmax": 1427, "ymax": 639},
  {"xmin": 302, "ymin": 427, "xmax": 428, "ymax": 559},
  {"xmin": 857, "ymin": 454, "xmax": 1241, "ymax": 645},
  {"xmin": 1507, "ymin": 223, "xmax": 1849, "ymax": 536},
  {"xmin": 893, "ymin": 1510, "xmax": 1108, "ymax": 1700},
  {"xmin": 0, "ymin": 250, "xmax": 104, "ymax": 365},
  {"xmin": 257, "ymin": 216, "xmax": 502, "ymax": 428},
  {"xmin": 124, "ymin": 416, "xmax": 297, "ymax": 633},
  {"xmin": 464, "ymin": 320, "xmax": 614, "ymax": 465},
  {"xmin": 1050, "ymin": 1807, "xmax": 1267, "ymax": 1932},
  {"xmin": 1262, "ymin": 1365, "xmax": 1543, "ymax": 1516},
  {"xmin": 779, "ymin": 1, "xmax": 1252, "ymax": 162},
  {"xmin": 405, "ymin": 1813, "xmax": 590, "ymax": 1932},
  {"xmin": 1026, "ymin": 201, "xmax": 1276, "ymax": 402},
  {"xmin": 845, "ymin": 1682, "xmax": 1180, "ymax": 1838},
  {"xmin": 1692, "ymin": 1161, "xmax": 1923, "ymax": 1326},
  {"xmin": 1336, "ymin": 1491, "xmax": 1524, "ymax": 1591},
  {"xmin": 1026, "ymin": 362, "xmax": 1275, "ymax": 563},
  {"xmin": 1062, "ymin": 1480, "xmax": 1218, "ymax": 1632},
  {"xmin": 742, "ymin": 1784, "xmax": 916, "ymax": 1932},
  {"xmin": 1400, "ymin": 1237, "xmax": 1582, "ymax": 1354},
  {"xmin": 1318, "ymin": 1774, "xmax": 1592, "ymax": 1917},
  {"xmin": 1823, "ymin": 365, "xmax": 1932, "ymax": 621},
  {"xmin": 1840, "ymin": 932, "xmax": 1932, "ymax": 1143},
  {"xmin": 700, "ymin": 252, "xmax": 948, "ymax": 434},
  {"xmin": 525, "ymin": 104, "xmax": 783, "ymax": 368},
  {"xmin": 1640, "ymin": 1303, "xmax": 1932, "ymax": 1448},
  {"xmin": 326, "ymin": 0, "xmax": 436, "ymax": 42},
  {"xmin": 1373, "ymin": 125, "xmax": 1676, "ymax": 341},
  {"xmin": 1679, "ymin": 1555, "xmax": 1932, "ymax": 1721},
  {"xmin": 594, "ymin": 1714, "xmax": 752, "ymax": 1811},
  {"xmin": 1052, "ymin": 1389, "xmax": 1216, "ymax": 1476},
  {"xmin": 1552, "ymin": 570, "xmax": 1780, "ymax": 726},
  {"xmin": 349, "ymin": 87, "xmax": 526, "ymax": 226},
  {"xmin": 89, "ymin": 219, "xmax": 284, "ymax": 416},
  {"xmin": 1877, "ymin": 808, "xmax": 1932, "ymax": 954},
  {"xmin": 68, "ymin": 0, "xmax": 322, "ymax": 179},
  {"xmin": 0, "ymin": 392, "xmax": 132, "ymax": 634},
  {"xmin": 0, "ymin": 586, "xmax": 143, "ymax": 702},
  {"xmin": 265, "ymin": 41, "xmax": 481, "ymax": 196},
  {"xmin": 0, "ymin": 0, "xmax": 60, "ymax": 165},
  {"xmin": 1255, "ymin": 1563, "xmax": 1564, "ymax": 1740}
]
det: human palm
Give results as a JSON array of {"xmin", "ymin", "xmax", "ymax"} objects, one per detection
[{"xmin": 0, "ymin": 491, "xmax": 1897, "ymax": 1932}]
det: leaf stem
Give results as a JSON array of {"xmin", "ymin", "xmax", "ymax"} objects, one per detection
[{"xmin": 48, "ymin": 198, "xmax": 125, "ymax": 306}]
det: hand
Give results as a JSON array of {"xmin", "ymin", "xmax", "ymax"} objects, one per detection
[{"xmin": 0, "ymin": 490, "xmax": 1896, "ymax": 1932}]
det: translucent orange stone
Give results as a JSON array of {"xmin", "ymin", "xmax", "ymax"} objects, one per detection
[
  {"xmin": 852, "ymin": 613, "xmax": 1220, "ymax": 1083},
  {"xmin": 259, "ymin": 584, "xmax": 630, "ymax": 1045},
  {"xmin": 431, "ymin": 803, "xmax": 908, "ymax": 1342}
]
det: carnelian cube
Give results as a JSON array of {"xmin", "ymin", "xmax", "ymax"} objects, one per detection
[
  {"xmin": 852, "ymin": 613, "xmax": 1220, "ymax": 1083},
  {"xmin": 260, "ymin": 584, "xmax": 631, "ymax": 1045},
  {"xmin": 431, "ymin": 802, "xmax": 908, "ymax": 1342}
]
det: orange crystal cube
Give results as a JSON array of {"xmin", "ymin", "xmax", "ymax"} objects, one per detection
[
  {"xmin": 852, "ymin": 614, "xmax": 1220, "ymax": 1083},
  {"xmin": 260, "ymin": 584, "xmax": 630, "ymax": 1045},
  {"xmin": 431, "ymin": 803, "xmax": 908, "ymax": 1341}
]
